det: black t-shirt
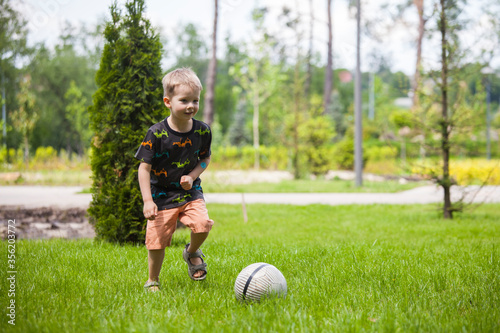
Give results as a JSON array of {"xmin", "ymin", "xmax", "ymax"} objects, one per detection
[{"xmin": 135, "ymin": 118, "xmax": 212, "ymax": 210}]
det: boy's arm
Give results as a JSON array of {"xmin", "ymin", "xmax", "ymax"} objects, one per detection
[
  {"xmin": 180, "ymin": 156, "xmax": 211, "ymax": 190},
  {"xmin": 138, "ymin": 162, "xmax": 158, "ymax": 220}
]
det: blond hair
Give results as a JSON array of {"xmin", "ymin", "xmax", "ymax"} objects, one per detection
[{"xmin": 162, "ymin": 67, "xmax": 203, "ymax": 98}]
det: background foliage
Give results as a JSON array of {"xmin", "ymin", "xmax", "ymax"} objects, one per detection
[
  {"xmin": 1, "ymin": 1, "xmax": 499, "ymax": 170},
  {"xmin": 1, "ymin": 0, "xmax": 500, "ymax": 222}
]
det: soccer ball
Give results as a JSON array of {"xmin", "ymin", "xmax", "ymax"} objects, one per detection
[{"xmin": 234, "ymin": 263, "xmax": 287, "ymax": 302}]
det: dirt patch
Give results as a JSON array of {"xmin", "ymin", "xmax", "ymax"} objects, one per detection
[
  {"xmin": 0, "ymin": 206, "xmax": 95, "ymax": 240},
  {"xmin": 0, "ymin": 206, "xmax": 186, "ymax": 240}
]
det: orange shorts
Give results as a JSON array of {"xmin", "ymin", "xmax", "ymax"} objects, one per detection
[{"xmin": 145, "ymin": 199, "xmax": 214, "ymax": 250}]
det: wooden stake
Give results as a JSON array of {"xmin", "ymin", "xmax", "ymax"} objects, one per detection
[{"xmin": 242, "ymin": 193, "xmax": 248, "ymax": 223}]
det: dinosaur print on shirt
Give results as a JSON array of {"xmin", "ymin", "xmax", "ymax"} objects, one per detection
[{"xmin": 135, "ymin": 118, "xmax": 212, "ymax": 210}]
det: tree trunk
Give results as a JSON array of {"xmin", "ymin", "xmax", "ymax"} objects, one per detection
[
  {"xmin": 354, "ymin": 0, "xmax": 363, "ymax": 187},
  {"xmin": 293, "ymin": 47, "xmax": 301, "ymax": 179},
  {"xmin": 323, "ymin": 0, "xmax": 333, "ymax": 115},
  {"xmin": 439, "ymin": 0, "xmax": 452, "ymax": 219},
  {"xmin": 203, "ymin": 0, "xmax": 218, "ymax": 126},
  {"xmin": 412, "ymin": 0, "xmax": 425, "ymax": 109},
  {"xmin": 305, "ymin": 0, "xmax": 314, "ymax": 100},
  {"xmin": 24, "ymin": 134, "xmax": 29, "ymax": 169},
  {"xmin": 252, "ymin": 83, "xmax": 260, "ymax": 170}
]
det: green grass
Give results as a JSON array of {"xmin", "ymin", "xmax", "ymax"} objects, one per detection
[
  {"xmin": 77, "ymin": 179, "xmax": 423, "ymax": 195},
  {"xmin": 0, "ymin": 170, "xmax": 92, "ymax": 186},
  {"xmin": 0, "ymin": 170, "xmax": 424, "ymax": 193},
  {"xmin": 1, "ymin": 203, "xmax": 499, "ymax": 332},
  {"xmin": 203, "ymin": 179, "xmax": 423, "ymax": 193}
]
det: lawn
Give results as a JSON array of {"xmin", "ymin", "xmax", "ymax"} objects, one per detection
[
  {"xmin": 0, "ymin": 170, "xmax": 424, "ymax": 193},
  {"xmin": 0, "ymin": 170, "xmax": 92, "ymax": 186},
  {"xmin": 1, "ymin": 203, "xmax": 499, "ymax": 332},
  {"xmin": 203, "ymin": 178, "xmax": 422, "ymax": 193}
]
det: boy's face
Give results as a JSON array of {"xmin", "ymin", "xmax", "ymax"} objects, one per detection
[{"xmin": 164, "ymin": 85, "xmax": 201, "ymax": 123}]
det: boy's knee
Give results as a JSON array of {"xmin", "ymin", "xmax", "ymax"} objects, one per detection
[
  {"xmin": 188, "ymin": 218, "xmax": 213, "ymax": 234},
  {"xmin": 196, "ymin": 218, "xmax": 214, "ymax": 233}
]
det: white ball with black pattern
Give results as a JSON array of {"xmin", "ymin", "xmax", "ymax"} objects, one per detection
[{"xmin": 234, "ymin": 263, "xmax": 287, "ymax": 302}]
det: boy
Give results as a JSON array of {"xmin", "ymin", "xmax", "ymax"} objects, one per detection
[{"xmin": 135, "ymin": 68, "xmax": 214, "ymax": 291}]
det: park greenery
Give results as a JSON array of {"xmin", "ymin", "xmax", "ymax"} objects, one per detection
[
  {"xmin": 1, "ymin": 1, "xmax": 499, "ymax": 330},
  {"xmin": 0, "ymin": 0, "xmax": 500, "ymax": 223},
  {"xmin": 1, "ymin": 0, "xmax": 499, "ymax": 169},
  {"xmin": 1, "ymin": 203, "xmax": 499, "ymax": 331}
]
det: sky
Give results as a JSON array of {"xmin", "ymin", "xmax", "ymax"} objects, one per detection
[{"xmin": 14, "ymin": 0, "xmax": 497, "ymax": 76}]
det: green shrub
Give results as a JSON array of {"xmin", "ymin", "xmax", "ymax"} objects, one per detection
[
  {"xmin": 261, "ymin": 146, "xmax": 289, "ymax": 170},
  {"xmin": 299, "ymin": 114, "xmax": 336, "ymax": 175},
  {"xmin": 0, "ymin": 147, "xmax": 8, "ymax": 165},
  {"xmin": 333, "ymin": 137, "xmax": 370, "ymax": 171},
  {"xmin": 88, "ymin": 0, "xmax": 164, "ymax": 244},
  {"xmin": 33, "ymin": 146, "xmax": 57, "ymax": 163},
  {"xmin": 389, "ymin": 110, "xmax": 413, "ymax": 128},
  {"xmin": 333, "ymin": 137, "xmax": 355, "ymax": 170},
  {"xmin": 211, "ymin": 145, "xmax": 289, "ymax": 170},
  {"xmin": 0, "ymin": 148, "xmax": 24, "ymax": 170},
  {"xmin": 365, "ymin": 146, "xmax": 397, "ymax": 162}
]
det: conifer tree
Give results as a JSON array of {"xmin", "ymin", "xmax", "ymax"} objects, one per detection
[{"xmin": 88, "ymin": 0, "xmax": 164, "ymax": 243}]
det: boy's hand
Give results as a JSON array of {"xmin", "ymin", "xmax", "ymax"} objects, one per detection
[
  {"xmin": 143, "ymin": 200, "xmax": 158, "ymax": 220},
  {"xmin": 180, "ymin": 175, "xmax": 194, "ymax": 190}
]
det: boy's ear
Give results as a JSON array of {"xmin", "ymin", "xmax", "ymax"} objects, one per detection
[{"xmin": 163, "ymin": 96, "xmax": 170, "ymax": 107}]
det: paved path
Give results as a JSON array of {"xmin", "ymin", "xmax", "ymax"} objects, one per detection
[{"xmin": 1, "ymin": 185, "xmax": 499, "ymax": 209}]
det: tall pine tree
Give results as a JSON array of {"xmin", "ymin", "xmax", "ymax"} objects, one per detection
[{"xmin": 88, "ymin": 0, "xmax": 164, "ymax": 243}]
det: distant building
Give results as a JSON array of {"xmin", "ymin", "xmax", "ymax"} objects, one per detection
[{"xmin": 394, "ymin": 97, "xmax": 412, "ymax": 109}]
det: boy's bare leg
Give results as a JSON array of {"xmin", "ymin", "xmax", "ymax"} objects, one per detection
[
  {"xmin": 148, "ymin": 249, "xmax": 165, "ymax": 283},
  {"xmin": 187, "ymin": 231, "xmax": 209, "ymax": 278}
]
